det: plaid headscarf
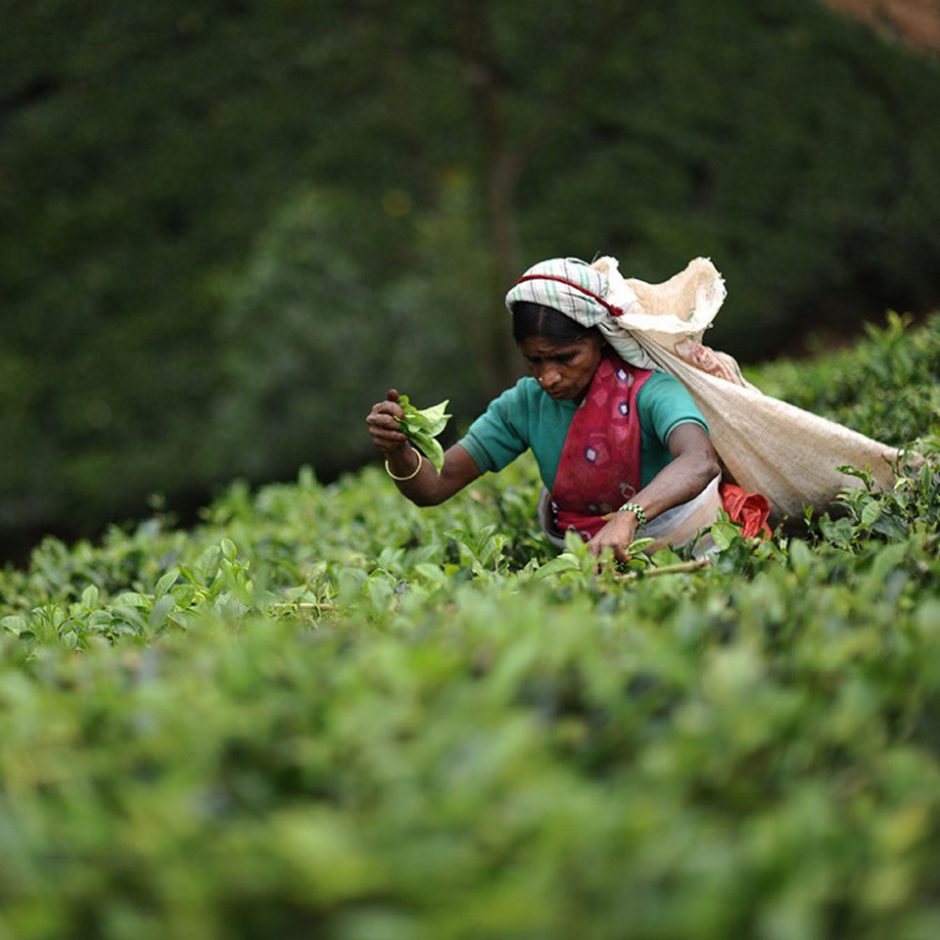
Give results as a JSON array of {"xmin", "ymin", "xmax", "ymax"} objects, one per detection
[{"xmin": 504, "ymin": 257, "xmax": 624, "ymax": 327}]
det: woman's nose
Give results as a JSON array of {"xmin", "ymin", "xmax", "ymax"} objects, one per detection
[{"xmin": 540, "ymin": 365, "xmax": 561, "ymax": 388}]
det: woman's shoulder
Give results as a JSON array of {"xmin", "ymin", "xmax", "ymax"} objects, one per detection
[
  {"xmin": 484, "ymin": 376, "xmax": 572, "ymax": 428},
  {"xmin": 639, "ymin": 369, "xmax": 683, "ymax": 391},
  {"xmin": 490, "ymin": 375, "xmax": 541, "ymax": 407},
  {"xmin": 514, "ymin": 375, "xmax": 542, "ymax": 396},
  {"xmin": 635, "ymin": 370, "xmax": 708, "ymax": 430},
  {"xmin": 636, "ymin": 370, "xmax": 697, "ymax": 405}
]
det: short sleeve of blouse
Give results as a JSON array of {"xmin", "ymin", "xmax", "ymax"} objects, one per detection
[
  {"xmin": 458, "ymin": 381, "xmax": 530, "ymax": 474},
  {"xmin": 637, "ymin": 372, "xmax": 709, "ymax": 446}
]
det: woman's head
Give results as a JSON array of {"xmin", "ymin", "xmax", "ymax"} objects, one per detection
[
  {"xmin": 505, "ymin": 257, "xmax": 621, "ymax": 326},
  {"xmin": 511, "ymin": 301, "xmax": 604, "ymax": 400},
  {"xmin": 510, "ymin": 301, "xmax": 601, "ymax": 347}
]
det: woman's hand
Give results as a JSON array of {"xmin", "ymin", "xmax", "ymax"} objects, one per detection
[
  {"xmin": 366, "ymin": 389, "xmax": 410, "ymax": 457},
  {"xmin": 585, "ymin": 424, "xmax": 720, "ymax": 566},
  {"xmin": 365, "ymin": 388, "xmax": 483, "ymax": 507},
  {"xmin": 587, "ymin": 510, "xmax": 639, "ymax": 564}
]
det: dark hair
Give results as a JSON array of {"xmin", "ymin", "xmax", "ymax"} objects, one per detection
[{"xmin": 511, "ymin": 301, "xmax": 602, "ymax": 346}]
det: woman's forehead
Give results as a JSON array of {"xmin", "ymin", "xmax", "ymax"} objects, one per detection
[{"xmin": 518, "ymin": 335, "xmax": 592, "ymax": 356}]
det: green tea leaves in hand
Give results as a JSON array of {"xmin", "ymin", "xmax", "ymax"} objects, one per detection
[{"xmin": 397, "ymin": 395, "xmax": 452, "ymax": 472}]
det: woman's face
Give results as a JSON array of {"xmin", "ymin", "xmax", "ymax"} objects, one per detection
[{"xmin": 518, "ymin": 334, "xmax": 604, "ymax": 401}]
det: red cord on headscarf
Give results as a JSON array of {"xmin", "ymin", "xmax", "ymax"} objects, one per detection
[{"xmin": 513, "ymin": 274, "xmax": 625, "ymax": 317}]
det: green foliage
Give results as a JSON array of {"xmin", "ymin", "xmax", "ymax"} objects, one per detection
[
  {"xmin": 209, "ymin": 178, "xmax": 491, "ymax": 488},
  {"xmin": 0, "ymin": 315, "xmax": 939, "ymax": 937},
  {"xmin": 397, "ymin": 395, "xmax": 452, "ymax": 472},
  {"xmin": 3, "ymin": 1, "xmax": 940, "ymax": 548},
  {"xmin": 747, "ymin": 312, "xmax": 940, "ymax": 446}
]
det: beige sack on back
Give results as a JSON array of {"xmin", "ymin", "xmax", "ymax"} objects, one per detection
[{"xmin": 591, "ymin": 256, "xmax": 900, "ymax": 518}]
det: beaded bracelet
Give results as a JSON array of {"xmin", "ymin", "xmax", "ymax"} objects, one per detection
[
  {"xmin": 384, "ymin": 451, "xmax": 423, "ymax": 481},
  {"xmin": 618, "ymin": 501, "xmax": 647, "ymax": 528}
]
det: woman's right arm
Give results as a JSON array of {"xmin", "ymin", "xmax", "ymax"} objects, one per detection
[{"xmin": 365, "ymin": 389, "xmax": 482, "ymax": 506}]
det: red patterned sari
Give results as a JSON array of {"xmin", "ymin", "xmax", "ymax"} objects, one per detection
[{"xmin": 547, "ymin": 351, "xmax": 770, "ymax": 545}]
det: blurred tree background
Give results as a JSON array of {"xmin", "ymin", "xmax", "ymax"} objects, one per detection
[{"xmin": 2, "ymin": 0, "xmax": 939, "ymax": 558}]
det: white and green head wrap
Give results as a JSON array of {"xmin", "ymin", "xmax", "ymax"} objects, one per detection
[
  {"xmin": 505, "ymin": 255, "xmax": 654, "ymax": 366},
  {"xmin": 504, "ymin": 254, "xmax": 728, "ymax": 369},
  {"xmin": 503, "ymin": 257, "xmax": 625, "ymax": 327}
]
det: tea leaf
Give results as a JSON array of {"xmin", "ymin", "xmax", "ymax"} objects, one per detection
[{"xmin": 397, "ymin": 396, "xmax": 451, "ymax": 472}]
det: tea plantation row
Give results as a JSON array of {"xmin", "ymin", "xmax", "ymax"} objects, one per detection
[{"xmin": 0, "ymin": 315, "xmax": 938, "ymax": 939}]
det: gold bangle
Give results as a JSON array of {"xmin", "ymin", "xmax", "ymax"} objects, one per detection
[{"xmin": 385, "ymin": 450, "xmax": 423, "ymax": 481}]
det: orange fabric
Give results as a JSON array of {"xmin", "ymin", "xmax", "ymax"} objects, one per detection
[{"xmin": 720, "ymin": 482, "xmax": 772, "ymax": 539}]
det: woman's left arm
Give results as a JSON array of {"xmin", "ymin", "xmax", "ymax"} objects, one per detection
[{"xmin": 587, "ymin": 424, "xmax": 720, "ymax": 562}]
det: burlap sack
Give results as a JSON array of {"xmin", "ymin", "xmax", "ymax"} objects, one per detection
[{"xmin": 591, "ymin": 256, "xmax": 900, "ymax": 518}]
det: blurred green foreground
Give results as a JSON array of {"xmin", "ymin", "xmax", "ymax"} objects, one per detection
[
  {"xmin": 2, "ymin": 0, "xmax": 940, "ymax": 555},
  {"xmin": 0, "ymin": 315, "xmax": 938, "ymax": 939}
]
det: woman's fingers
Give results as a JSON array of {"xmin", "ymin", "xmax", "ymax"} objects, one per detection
[
  {"xmin": 367, "ymin": 421, "xmax": 407, "ymax": 447},
  {"xmin": 366, "ymin": 398, "xmax": 409, "ymax": 453},
  {"xmin": 366, "ymin": 400, "xmax": 405, "ymax": 427},
  {"xmin": 587, "ymin": 516, "xmax": 637, "ymax": 565},
  {"xmin": 370, "ymin": 398, "xmax": 404, "ymax": 419},
  {"xmin": 589, "ymin": 539, "xmax": 630, "ymax": 565},
  {"xmin": 366, "ymin": 410, "xmax": 403, "ymax": 430}
]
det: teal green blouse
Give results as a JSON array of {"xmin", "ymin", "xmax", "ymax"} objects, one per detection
[{"xmin": 458, "ymin": 372, "xmax": 708, "ymax": 490}]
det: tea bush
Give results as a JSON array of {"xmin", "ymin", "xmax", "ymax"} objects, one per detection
[
  {"xmin": 5, "ymin": 0, "xmax": 940, "ymax": 548},
  {"xmin": 0, "ymin": 316, "xmax": 938, "ymax": 939}
]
